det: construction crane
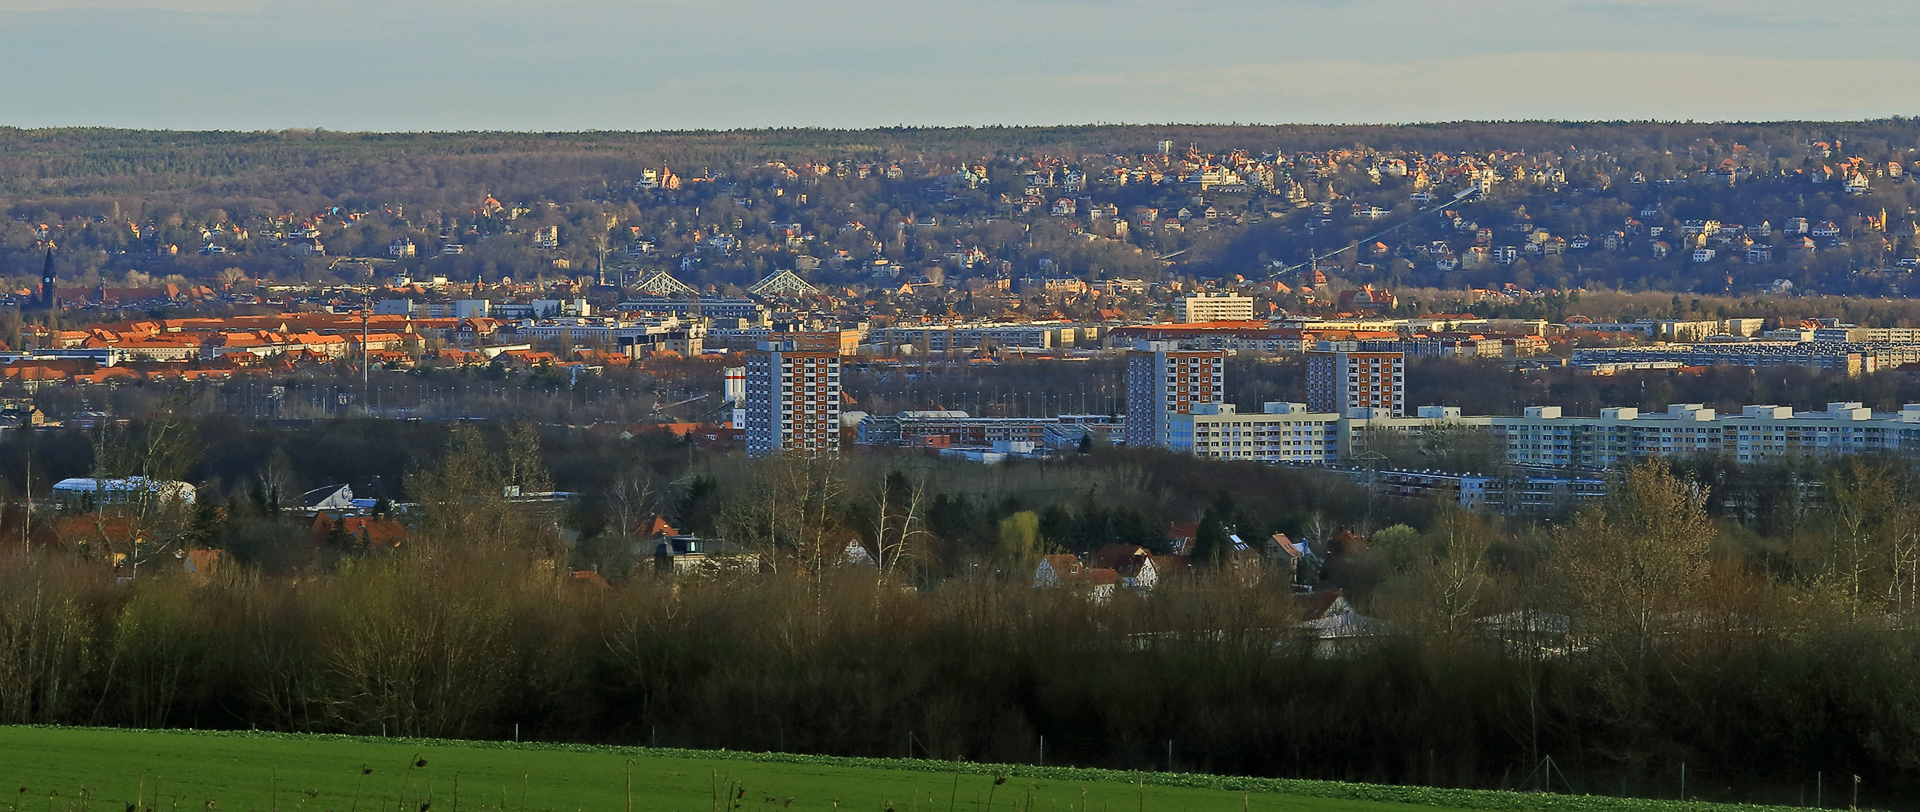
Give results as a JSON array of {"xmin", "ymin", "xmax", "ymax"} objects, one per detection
[
  {"xmin": 685, "ymin": 399, "xmax": 735, "ymax": 424},
  {"xmin": 1268, "ymin": 186, "xmax": 1482, "ymax": 280},
  {"xmin": 649, "ymin": 392, "xmax": 709, "ymax": 418}
]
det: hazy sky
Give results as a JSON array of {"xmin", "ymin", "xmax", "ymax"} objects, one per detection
[{"xmin": 2, "ymin": 0, "xmax": 1916, "ymax": 131}]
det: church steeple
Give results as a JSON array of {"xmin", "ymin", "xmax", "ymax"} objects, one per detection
[{"xmin": 38, "ymin": 248, "xmax": 55, "ymax": 311}]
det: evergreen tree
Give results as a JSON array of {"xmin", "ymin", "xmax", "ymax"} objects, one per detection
[{"xmin": 1191, "ymin": 509, "xmax": 1231, "ymax": 569}]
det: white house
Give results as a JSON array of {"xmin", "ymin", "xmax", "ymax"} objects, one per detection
[{"xmin": 1033, "ymin": 554, "xmax": 1119, "ymax": 602}]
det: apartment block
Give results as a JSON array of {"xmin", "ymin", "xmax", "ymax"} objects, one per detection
[
  {"xmin": 1571, "ymin": 343, "xmax": 1909, "ymax": 376},
  {"xmin": 619, "ymin": 297, "xmax": 770, "ymax": 326},
  {"xmin": 1306, "ymin": 351, "xmax": 1405, "ymax": 417},
  {"xmin": 867, "ymin": 322, "xmax": 1080, "ymax": 353},
  {"xmin": 1107, "ymin": 323, "xmax": 1313, "ymax": 353},
  {"xmin": 1123, "ymin": 341, "xmax": 1224, "ymax": 447},
  {"xmin": 1150, "ymin": 398, "xmax": 1920, "ymax": 472},
  {"xmin": 1812, "ymin": 327, "xmax": 1920, "ymax": 343},
  {"xmin": 767, "ymin": 330, "xmax": 862, "ymax": 355},
  {"xmin": 1175, "ymin": 292, "xmax": 1255, "ymax": 323},
  {"xmin": 374, "ymin": 299, "xmax": 491, "ymax": 319},
  {"xmin": 1487, "ymin": 402, "xmax": 1920, "ymax": 466},
  {"xmin": 1167, "ymin": 402, "xmax": 1340, "ymax": 462},
  {"xmin": 743, "ymin": 339, "xmax": 842, "ymax": 457},
  {"xmin": 1323, "ymin": 467, "xmax": 1612, "ymax": 516},
  {"xmin": 853, "ymin": 411, "xmax": 1113, "ymax": 450}
]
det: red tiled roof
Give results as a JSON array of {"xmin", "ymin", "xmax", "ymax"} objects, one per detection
[{"xmin": 568, "ymin": 571, "xmax": 612, "ymax": 589}]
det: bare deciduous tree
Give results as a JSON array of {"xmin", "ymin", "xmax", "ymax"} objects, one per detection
[
  {"xmin": 867, "ymin": 469, "xmax": 933, "ymax": 576},
  {"xmin": 83, "ymin": 396, "xmax": 202, "ymax": 580}
]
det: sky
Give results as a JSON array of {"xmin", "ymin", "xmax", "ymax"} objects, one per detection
[{"xmin": 1, "ymin": 0, "xmax": 1916, "ymax": 131}]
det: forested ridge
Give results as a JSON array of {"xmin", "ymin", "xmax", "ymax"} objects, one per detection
[{"xmin": 8, "ymin": 121, "xmax": 1920, "ymax": 192}]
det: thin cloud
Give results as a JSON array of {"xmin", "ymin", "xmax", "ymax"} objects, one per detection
[
  {"xmin": 0, "ymin": 0, "xmax": 1912, "ymax": 129},
  {"xmin": 0, "ymin": 0, "xmax": 257, "ymax": 11}
]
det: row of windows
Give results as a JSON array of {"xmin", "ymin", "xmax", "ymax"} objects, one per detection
[
  {"xmin": 1182, "ymin": 426, "xmax": 1336, "ymax": 431},
  {"xmin": 1195, "ymin": 438, "xmax": 1327, "ymax": 448},
  {"xmin": 1200, "ymin": 449, "xmax": 1331, "ymax": 460}
]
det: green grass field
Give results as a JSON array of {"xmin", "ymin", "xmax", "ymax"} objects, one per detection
[{"xmin": 0, "ymin": 727, "xmax": 1785, "ymax": 812}]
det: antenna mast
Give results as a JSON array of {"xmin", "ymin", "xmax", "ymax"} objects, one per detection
[{"xmin": 362, "ymin": 294, "xmax": 371, "ymax": 414}]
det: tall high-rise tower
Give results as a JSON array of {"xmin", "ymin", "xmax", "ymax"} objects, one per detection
[
  {"xmin": 743, "ymin": 338, "xmax": 843, "ymax": 457},
  {"xmin": 1123, "ymin": 341, "xmax": 1225, "ymax": 448},
  {"xmin": 1306, "ymin": 350, "xmax": 1404, "ymax": 417}
]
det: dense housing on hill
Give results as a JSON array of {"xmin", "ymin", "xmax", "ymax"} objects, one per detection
[{"xmin": 4, "ymin": 122, "xmax": 1920, "ymax": 298}]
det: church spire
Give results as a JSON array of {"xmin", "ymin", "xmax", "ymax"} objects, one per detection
[{"xmin": 39, "ymin": 248, "xmax": 56, "ymax": 311}]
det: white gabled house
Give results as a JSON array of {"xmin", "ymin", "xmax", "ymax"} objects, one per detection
[{"xmin": 1033, "ymin": 553, "xmax": 1120, "ymax": 602}]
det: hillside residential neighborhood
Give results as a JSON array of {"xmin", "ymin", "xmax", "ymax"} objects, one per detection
[{"xmin": 17, "ymin": 0, "xmax": 1920, "ymax": 799}]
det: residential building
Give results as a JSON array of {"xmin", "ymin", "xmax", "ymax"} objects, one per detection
[
  {"xmin": 1342, "ymin": 401, "xmax": 1920, "ymax": 470},
  {"xmin": 1483, "ymin": 402, "xmax": 1920, "ymax": 467},
  {"xmin": 1325, "ymin": 468, "xmax": 1611, "ymax": 516},
  {"xmin": 1019, "ymin": 277, "xmax": 1088, "ymax": 295},
  {"xmin": 855, "ymin": 411, "xmax": 1112, "ymax": 451},
  {"xmin": 1813, "ymin": 326, "xmax": 1920, "ymax": 343},
  {"xmin": 743, "ymin": 337, "xmax": 843, "ymax": 457},
  {"xmin": 620, "ymin": 297, "xmax": 770, "ymax": 326},
  {"xmin": 1571, "ymin": 342, "xmax": 1907, "ymax": 377},
  {"xmin": 867, "ymin": 322, "xmax": 1080, "ymax": 353},
  {"xmin": 1336, "ymin": 285, "xmax": 1396, "ymax": 311},
  {"xmin": 515, "ymin": 315, "xmax": 706, "ymax": 356},
  {"xmin": 1645, "ymin": 320, "xmax": 1727, "ymax": 341},
  {"xmin": 768, "ymin": 329, "xmax": 861, "ymax": 355},
  {"xmin": 1093, "ymin": 278, "xmax": 1148, "ymax": 295},
  {"xmin": 1033, "ymin": 554, "xmax": 1120, "ymax": 602},
  {"xmin": 1176, "ymin": 292, "xmax": 1255, "ymax": 323},
  {"xmin": 1107, "ymin": 323, "xmax": 1311, "ymax": 353},
  {"xmin": 1123, "ymin": 341, "xmax": 1224, "ymax": 447},
  {"xmin": 1306, "ymin": 350, "xmax": 1405, "ymax": 417},
  {"xmin": 615, "ymin": 317, "xmax": 708, "ymax": 357},
  {"xmin": 1167, "ymin": 402, "xmax": 1340, "ymax": 462}
]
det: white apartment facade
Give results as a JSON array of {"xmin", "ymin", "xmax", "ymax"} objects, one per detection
[
  {"xmin": 1486, "ymin": 402, "xmax": 1920, "ymax": 467},
  {"xmin": 1168, "ymin": 403, "xmax": 1341, "ymax": 462},
  {"xmin": 1158, "ymin": 400, "xmax": 1920, "ymax": 470},
  {"xmin": 1176, "ymin": 293, "xmax": 1255, "ymax": 323},
  {"xmin": 1338, "ymin": 402, "xmax": 1920, "ymax": 469},
  {"xmin": 866, "ymin": 322, "xmax": 1082, "ymax": 353},
  {"xmin": 1813, "ymin": 327, "xmax": 1920, "ymax": 343}
]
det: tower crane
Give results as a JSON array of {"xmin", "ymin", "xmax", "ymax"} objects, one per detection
[{"xmin": 1268, "ymin": 186, "xmax": 1482, "ymax": 280}]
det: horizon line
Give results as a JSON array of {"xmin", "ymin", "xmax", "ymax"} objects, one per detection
[{"xmin": 0, "ymin": 118, "xmax": 1916, "ymax": 137}]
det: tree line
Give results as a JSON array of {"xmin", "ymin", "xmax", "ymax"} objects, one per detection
[{"xmin": 6, "ymin": 407, "xmax": 1920, "ymax": 806}]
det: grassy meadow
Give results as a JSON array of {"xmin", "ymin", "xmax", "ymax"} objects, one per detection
[{"xmin": 0, "ymin": 727, "xmax": 1808, "ymax": 812}]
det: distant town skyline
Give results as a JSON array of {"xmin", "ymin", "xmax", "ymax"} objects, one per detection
[{"xmin": 3, "ymin": 0, "xmax": 1916, "ymax": 131}]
